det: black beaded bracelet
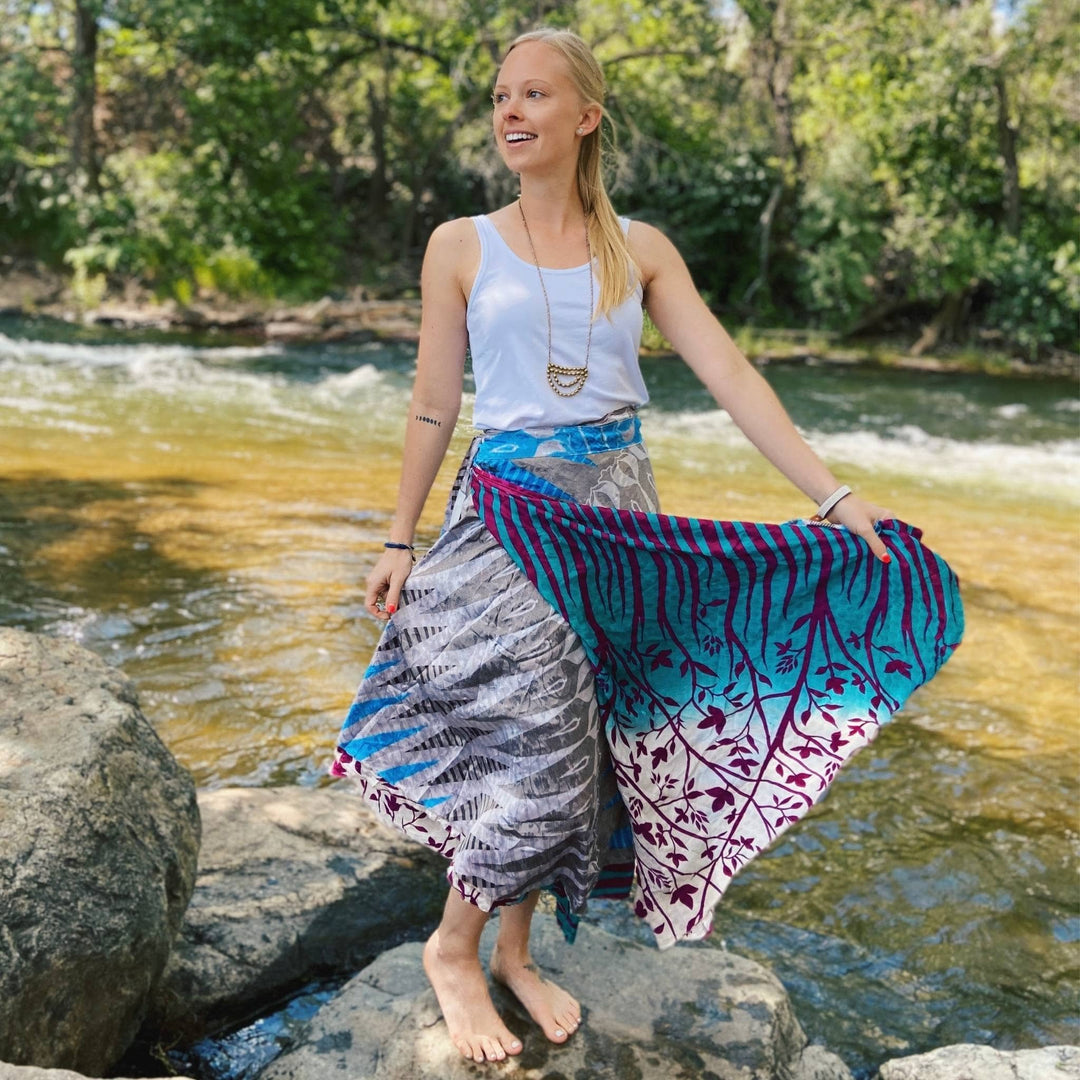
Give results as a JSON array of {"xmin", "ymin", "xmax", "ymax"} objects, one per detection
[{"xmin": 384, "ymin": 541, "xmax": 416, "ymax": 562}]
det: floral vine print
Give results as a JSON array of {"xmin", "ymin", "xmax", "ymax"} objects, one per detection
[{"xmin": 471, "ymin": 463, "xmax": 963, "ymax": 948}]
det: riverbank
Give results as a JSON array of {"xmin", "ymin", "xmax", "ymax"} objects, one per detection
[{"xmin": 1, "ymin": 259, "xmax": 1075, "ymax": 378}]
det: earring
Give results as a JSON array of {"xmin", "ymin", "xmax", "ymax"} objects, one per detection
[{"xmin": 576, "ymin": 127, "xmax": 584, "ymax": 134}]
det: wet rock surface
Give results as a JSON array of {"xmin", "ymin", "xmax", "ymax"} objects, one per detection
[
  {"xmin": 876, "ymin": 1041, "xmax": 1080, "ymax": 1079},
  {"xmin": 258, "ymin": 917, "xmax": 854, "ymax": 1080},
  {"xmin": 0, "ymin": 1066, "xmax": 194, "ymax": 1080},
  {"xmin": 0, "ymin": 628, "xmax": 200, "ymax": 1074},
  {"xmin": 144, "ymin": 784, "xmax": 447, "ymax": 1041}
]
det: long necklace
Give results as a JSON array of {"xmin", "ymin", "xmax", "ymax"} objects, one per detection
[{"xmin": 517, "ymin": 197, "xmax": 593, "ymax": 398}]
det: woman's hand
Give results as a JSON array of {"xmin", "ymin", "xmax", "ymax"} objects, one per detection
[
  {"xmin": 365, "ymin": 548, "xmax": 416, "ymax": 621},
  {"xmin": 824, "ymin": 493, "xmax": 894, "ymax": 563}
]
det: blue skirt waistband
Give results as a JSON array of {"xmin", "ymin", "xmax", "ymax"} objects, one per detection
[{"xmin": 473, "ymin": 407, "xmax": 642, "ymax": 471}]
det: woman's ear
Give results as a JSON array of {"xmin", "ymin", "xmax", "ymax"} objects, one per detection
[{"xmin": 577, "ymin": 102, "xmax": 602, "ymax": 135}]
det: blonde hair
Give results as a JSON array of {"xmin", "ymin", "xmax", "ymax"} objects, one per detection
[{"xmin": 503, "ymin": 28, "xmax": 639, "ymax": 320}]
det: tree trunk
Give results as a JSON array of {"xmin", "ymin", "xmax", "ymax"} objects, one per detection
[
  {"xmin": 741, "ymin": 0, "xmax": 800, "ymax": 309},
  {"xmin": 70, "ymin": 0, "xmax": 100, "ymax": 191},
  {"xmin": 367, "ymin": 75, "xmax": 388, "ymax": 225},
  {"xmin": 910, "ymin": 287, "xmax": 972, "ymax": 356},
  {"xmin": 768, "ymin": 0, "xmax": 800, "ymax": 173},
  {"xmin": 994, "ymin": 68, "xmax": 1020, "ymax": 237},
  {"xmin": 743, "ymin": 181, "xmax": 782, "ymax": 306}
]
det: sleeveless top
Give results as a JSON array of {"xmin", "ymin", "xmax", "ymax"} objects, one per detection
[{"xmin": 466, "ymin": 213, "xmax": 649, "ymax": 431}]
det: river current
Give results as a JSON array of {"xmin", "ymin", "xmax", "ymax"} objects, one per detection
[{"xmin": 1, "ymin": 315, "xmax": 1076, "ymax": 1077}]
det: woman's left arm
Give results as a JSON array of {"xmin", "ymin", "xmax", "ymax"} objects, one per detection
[{"xmin": 632, "ymin": 221, "xmax": 892, "ymax": 563}]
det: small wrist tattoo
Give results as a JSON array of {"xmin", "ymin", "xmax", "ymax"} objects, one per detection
[{"xmin": 415, "ymin": 414, "xmax": 442, "ymax": 427}]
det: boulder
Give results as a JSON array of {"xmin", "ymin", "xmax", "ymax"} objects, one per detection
[
  {"xmin": 876, "ymin": 1042, "xmax": 1080, "ymax": 1079},
  {"xmin": 0, "ymin": 1065, "xmax": 192, "ymax": 1080},
  {"xmin": 0, "ymin": 629, "xmax": 200, "ymax": 1075},
  {"xmin": 145, "ymin": 784, "xmax": 447, "ymax": 1040},
  {"xmin": 257, "ymin": 916, "xmax": 853, "ymax": 1080}
]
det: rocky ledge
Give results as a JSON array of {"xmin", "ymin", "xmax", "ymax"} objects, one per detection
[
  {"xmin": 143, "ymin": 783, "xmax": 447, "ymax": 1042},
  {"xmin": 1, "ymin": 627, "xmax": 1076, "ymax": 1080},
  {"xmin": 258, "ymin": 916, "xmax": 853, "ymax": 1080},
  {"xmin": 0, "ymin": 261, "xmax": 420, "ymax": 344}
]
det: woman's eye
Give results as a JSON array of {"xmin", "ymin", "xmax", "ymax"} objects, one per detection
[{"xmin": 491, "ymin": 90, "xmax": 543, "ymax": 104}]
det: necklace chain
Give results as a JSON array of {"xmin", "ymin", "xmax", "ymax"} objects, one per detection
[{"xmin": 517, "ymin": 197, "xmax": 593, "ymax": 397}]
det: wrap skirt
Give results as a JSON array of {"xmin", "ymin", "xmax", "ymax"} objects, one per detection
[{"xmin": 329, "ymin": 409, "xmax": 963, "ymax": 948}]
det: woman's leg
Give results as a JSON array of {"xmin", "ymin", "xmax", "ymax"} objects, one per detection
[
  {"xmin": 489, "ymin": 890, "xmax": 582, "ymax": 1043},
  {"xmin": 423, "ymin": 888, "xmax": 524, "ymax": 1062}
]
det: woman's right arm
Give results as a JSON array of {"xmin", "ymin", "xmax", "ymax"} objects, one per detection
[{"xmin": 365, "ymin": 218, "xmax": 473, "ymax": 621}]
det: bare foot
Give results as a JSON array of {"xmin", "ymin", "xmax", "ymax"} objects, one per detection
[
  {"xmin": 489, "ymin": 942, "xmax": 581, "ymax": 1044},
  {"xmin": 422, "ymin": 930, "xmax": 523, "ymax": 1062}
]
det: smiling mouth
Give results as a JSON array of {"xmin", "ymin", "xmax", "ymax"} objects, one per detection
[{"xmin": 505, "ymin": 133, "xmax": 537, "ymax": 144}]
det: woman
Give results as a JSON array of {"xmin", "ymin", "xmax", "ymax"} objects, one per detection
[{"xmin": 329, "ymin": 27, "xmax": 962, "ymax": 1066}]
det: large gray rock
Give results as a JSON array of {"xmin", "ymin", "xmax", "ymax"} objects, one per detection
[
  {"xmin": 258, "ymin": 916, "xmax": 853, "ymax": 1080},
  {"xmin": 0, "ymin": 629, "xmax": 200, "ymax": 1075},
  {"xmin": 0, "ymin": 1065, "xmax": 193, "ymax": 1080},
  {"xmin": 876, "ymin": 1042, "xmax": 1080, "ymax": 1079},
  {"xmin": 145, "ymin": 784, "xmax": 447, "ymax": 1040}
]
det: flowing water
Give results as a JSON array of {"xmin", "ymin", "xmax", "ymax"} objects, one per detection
[{"xmin": 1, "ymin": 313, "xmax": 1076, "ymax": 1078}]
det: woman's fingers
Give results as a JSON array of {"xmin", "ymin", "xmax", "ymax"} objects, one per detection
[
  {"xmin": 384, "ymin": 570, "xmax": 409, "ymax": 616},
  {"xmin": 365, "ymin": 571, "xmax": 391, "ymax": 620},
  {"xmin": 858, "ymin": 523, "xmax": 892, "ymax": 564},
  {"xmin": 828, "ymin": 496, "xmax": 892, "ymax": 564},
  {"xmin": 364, "ymin": 551, "xmax": 415, "ymax": 621}
]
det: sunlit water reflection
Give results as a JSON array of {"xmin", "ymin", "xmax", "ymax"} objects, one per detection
[{"xmin": 1, "ymin": 315, "xmax": 1076, "ymax": 1077}]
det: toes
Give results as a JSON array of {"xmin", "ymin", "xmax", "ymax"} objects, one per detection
[
  {"xmin": 479, "ymin": 1036, "xmax": 505, "ymax": 1061},
  {"xmin": 555, "ymin": 997, "xmax": 581, "ymax": 1031},
  {"xmin": 455, "ymin": 1032, "xmax": 517, "ymax": 1062}
]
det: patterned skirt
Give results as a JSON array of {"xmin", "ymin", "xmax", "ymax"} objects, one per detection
[{"xmin": 329, "ymin": 409, "xmax": 963, "ymax": 949}]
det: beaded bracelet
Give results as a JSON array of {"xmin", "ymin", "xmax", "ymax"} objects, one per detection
[{"xmin": 384, "ymin": 541, "xmax": 416, "ymax": 563}]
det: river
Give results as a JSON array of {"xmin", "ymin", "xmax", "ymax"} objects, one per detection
[{"xmin": 1, "ymin": 314, "xmax": 1076, "ymax": 1077}]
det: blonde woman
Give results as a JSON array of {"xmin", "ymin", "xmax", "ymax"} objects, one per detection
[{"xmin": 329, "ymin": 27, "xmax": 962, "ymax": 1066}]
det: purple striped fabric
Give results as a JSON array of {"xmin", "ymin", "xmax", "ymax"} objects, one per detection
[{"xmin": 471, "ymin": 465, "xmax": 964, "ymax": 947}]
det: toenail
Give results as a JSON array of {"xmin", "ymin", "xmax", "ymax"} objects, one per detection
[
  {"xmin": 555, "ymin": 1028, "xmax": 566, "ymax": 1037},
  {"xmin": 511, "ymin": 1040, "xmax": 522, "ymax": 1049}
]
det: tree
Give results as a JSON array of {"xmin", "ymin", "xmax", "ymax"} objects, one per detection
[{"xmin": 1, "ymin": 0, "xmax": 1074, "ymax": 356}]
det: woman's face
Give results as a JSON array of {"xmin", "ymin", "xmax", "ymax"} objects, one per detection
[{"xmin": 492, "ymin": 41, "xmax": 594, "ymax": 174}]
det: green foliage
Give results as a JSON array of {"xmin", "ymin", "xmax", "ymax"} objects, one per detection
[
  {"xmin": 625, "ymin": 148, "xmax": 776, "ymax": 312},
  {"xmin": 1, "ymin": 0, "xmax": 1075, "ymax": 361},
  {"xmin": 792, "ymin": 135, "xmax": 886, "ymax": 328},
  {"xmin": 983, "ymin": 236, "xmax": 1080, "ymax": 359},
  {"xmin": 0, "ymin": 7, "xmax": 72, "ymax": 257},
  {"xmin": 791, "ymin": 0, "xmax": 1078, "ymax": 354},
  {"xmin": 59, "ymin": 148, "xmax": 286, "ymax": 301}
]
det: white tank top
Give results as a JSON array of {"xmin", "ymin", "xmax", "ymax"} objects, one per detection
[{"xmin": 466, "ymin": 213, "xmax": 649, "ymax": 431}]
